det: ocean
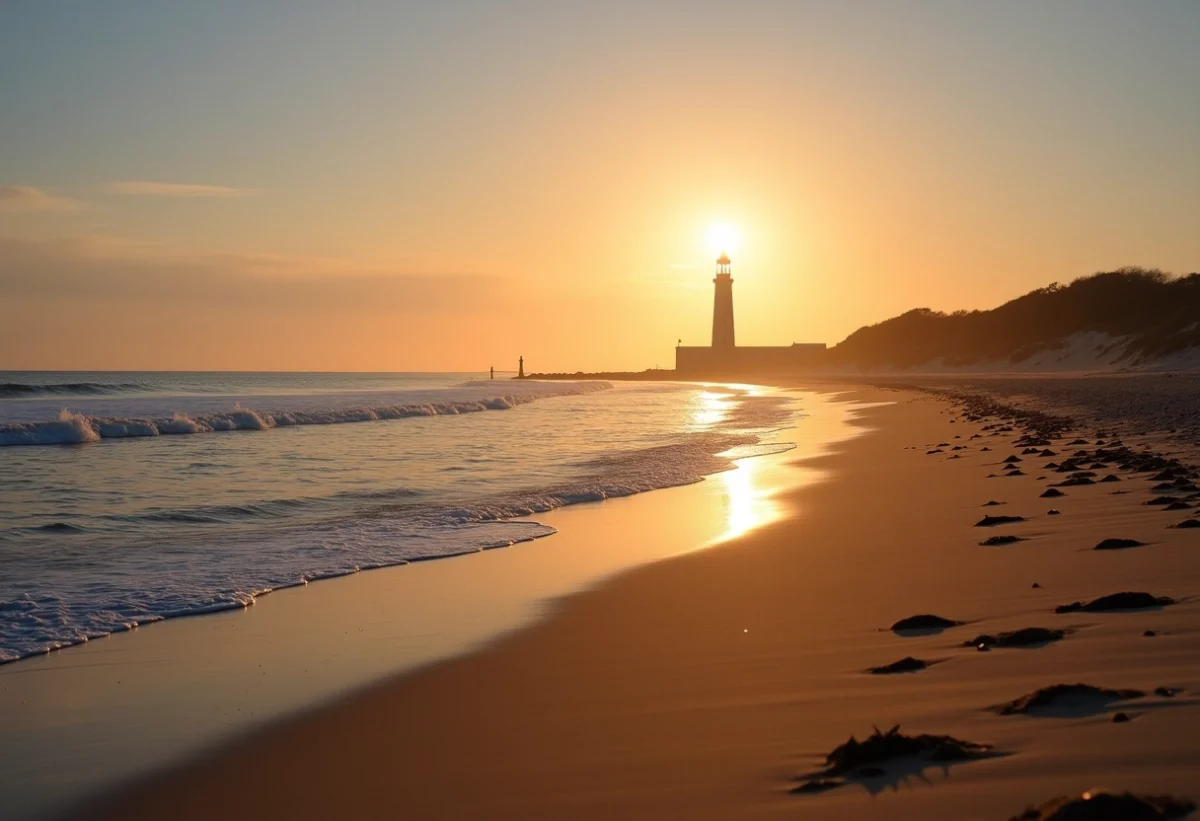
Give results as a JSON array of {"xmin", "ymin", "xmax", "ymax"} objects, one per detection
[{"xmin": 0, "ymin": 372, "xmax": 800, "ymax": 665}]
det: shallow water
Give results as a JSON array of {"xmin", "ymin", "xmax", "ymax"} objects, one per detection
[{"xmin": 0, "ymin": 372, "xmax": 799, "ymax": 663}]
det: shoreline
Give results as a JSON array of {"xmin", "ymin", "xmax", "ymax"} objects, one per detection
[
  {"xmin": 3, "ymin": 385, "xmax": 860, "ymax": 821},
  {"xmin": 72, "ymin": 380, "xmax": 1200, "ymax": 820}
]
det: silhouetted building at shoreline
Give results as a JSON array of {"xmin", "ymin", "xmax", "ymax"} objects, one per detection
[{"xmin": 675, "ymin": 253, "xmax": 825, "ymax": 374}]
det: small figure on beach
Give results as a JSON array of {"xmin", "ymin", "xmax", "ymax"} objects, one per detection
[{"xmin": 490, "ymin": 366, "xmax": 494, "ymax": 380}]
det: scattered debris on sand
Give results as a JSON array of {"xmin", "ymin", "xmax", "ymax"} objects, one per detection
[
  {"xmin": 1093, "ymin": 538, "xmax": 1146, "ymax": 550},
  {"xmin": 891, "ymin": 614, "xmax": 963, "ymax": 632},
  {"xmin": 1007, "ymin": 790, "xmax": 1196, "ymax": 820},
  {"xmin": 980, "ymin": 535, "xmax": 1025, "ymax": 546},
  {"xmin": 1055, "ymin": 592, "xmax": 1175, "ymax": 613},
  {"xmin": 991, "ymin": 683, "xmax": 1144, "ymax": 715},
  {"xmin": 792, "ymin": 725, "xmax": 997, "ymax": 792},
  {"xmin": 868, "ymin": 656, "xmax": 932, "ymax": 675},
  {"xmin": 976, "ymin": 515, "xmax": 1026, "ymax": 527},
  {"xmin": 966, "ymin": 627, "xmax": 1066, "ymax": 649}
]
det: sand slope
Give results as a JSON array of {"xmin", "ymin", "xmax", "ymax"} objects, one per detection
[{"xmin": 78, "ymin": 387, "xmax": 1200, "ymax": 820}]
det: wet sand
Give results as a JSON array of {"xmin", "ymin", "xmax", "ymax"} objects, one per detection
[{"xmin": 74, "ymin": 385, "xmax": 1200, "ymax": 820}]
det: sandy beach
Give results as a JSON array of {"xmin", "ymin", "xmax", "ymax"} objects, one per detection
[{"xmin": 70, "ymin": 382, "xmax": 1200, "ymax": 820}]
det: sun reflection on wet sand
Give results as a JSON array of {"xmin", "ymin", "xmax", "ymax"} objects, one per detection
[{"xmin": 713, "ymin": 453, "xmax": 783, "ymax": 543}]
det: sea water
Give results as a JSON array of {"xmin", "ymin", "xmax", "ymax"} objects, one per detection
[{"xmin": 0, "ymin": 372, "xmax": 799, "ymax": 664}]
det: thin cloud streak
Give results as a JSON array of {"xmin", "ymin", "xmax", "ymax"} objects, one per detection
[
  {"xmin": 0, "ymin": 234, "xmax": 501, "ymax": 315},
  {"xmin": 106, "ymin": 181, "xmax": 262, "ymax": 198},
  {"xmin": 0, "ymin": 185, "xmax": 82, "ymax": 213}
]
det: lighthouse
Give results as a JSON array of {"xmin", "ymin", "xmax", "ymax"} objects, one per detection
[
  {"xmin": 676, "ymin": 248, "xmax": 826, "ymax": 374},
  {"xmin": 711, "ymin": 252, "xmax": 735, "ymax": 348}
]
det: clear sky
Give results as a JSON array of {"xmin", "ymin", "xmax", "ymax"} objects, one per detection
[{"xmin": 2, "ymin": 1, "xmax": 1198, "ymax": 371}]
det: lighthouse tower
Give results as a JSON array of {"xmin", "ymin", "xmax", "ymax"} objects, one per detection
[{"xmin": 711, "ymin": 252, "xmax": 735, "ymax": 348}]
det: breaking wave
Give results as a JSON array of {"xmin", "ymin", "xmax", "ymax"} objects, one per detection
[{"xmin": 0, "ymin": 382, "xmax": 612, "ymax": 446}]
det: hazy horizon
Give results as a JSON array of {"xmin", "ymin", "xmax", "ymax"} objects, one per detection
[{"xmin": 3, "ymin": 1, "xmax": 1199, "ymax": 371}]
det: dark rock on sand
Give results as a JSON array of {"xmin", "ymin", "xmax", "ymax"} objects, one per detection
[
  {"xmin": 868, "ymin": 657, "xmax": 931, "ymax": 675},
  {"xmin": 976, "ymin": 515, "xmax": 1025, "ymax": 527},
  {"xmin": 1156, "ymin": 686, "xmax": 1182, "ymax": 698},
  {"xmin": 1144, "ymin": 630, "xmax": 1157, "ymax": 637},
  {"xmin": 1004, "ymin": 469, "xmax": 1027, "ymax": 477},
  {"xmin": 1041, "ymin": 488, "xmax": 1065, "ymax": 498},
  {"xmin": 1147, "ymin": 496, "xmax": 1183, "ymax": 506},
  {"xmin": 1055, "ymin": 592, "xmax": 1174, "ymax": 613},
  {"xmin": 1165, "ymin": 501, "xmax": 1192, "ymax": 511},
  {"xmin": 1093, "ymin": 538, "xmax": 1146, "ymax": 550},
  {"xmin": 966, "ymin": 627, "xmax": 1066, "ymax": 649},
  {"xmin": 983, "ymin": 500, "xmax": 1005, "ymax": 506},
  {"xmin": 1112, "ymin": 711, "xmax": 1132, "ymax": 723},
  {"xmin": 891, "ymin": 614, "xmax": 962, "ymax": 632},
  {"xmin": 981, "ymin": 535, "xmax": 1024, "ymax": 546},
  {"xmin": 1174, "ymin": 519, "xmax": 1200, "ymax": 529},
  {"xmin": 1004, "ymin": 455, "xmax": 1023, "ymax": 463},
  {"xmin": 1032, "ymin": 582, "xmax": 1042, "ymax": 588},
  {"xmin": 1100, "ymin": 474, "xmax": 1121, "ymax": 483},
  {"xmin": 1047, "ymin": 509, "xmax": 1061, "ymax": 515},
  {"xmin": 1008, "ymin": 790, "xmax": 1196, "ymax": 820},
  {"xmin": 991, "ymin": 683, "xmax": 1145, "ymax": 715},
  {"xmin": 1056, "ymin": 476, "xmax": 1095, "ymax": 486}
]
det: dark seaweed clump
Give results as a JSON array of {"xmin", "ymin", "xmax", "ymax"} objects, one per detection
[
  {"xmin": 791, "ymin": 725, "xmax": 995, "ymax": 794},
  {"xmin": 867, "ymin": 656, "xmax": 931, "ymax": 675},
  {"xmin": 1055, "ymin": 592, "xmax": 1174, "ymax": 613},
  {"xmin": 991, "ymin": 683, "xmax": 1144, "ymax": 715},
  {"xmin": 890, "ymin": 614, "xmax": 962, "ymax": 632},
  {"xmin": 976, "ymin": 515, "xmax": 1025, "ymax": 527},
  {"xmin": 1008, "ymin": 790, "xmax": 1196, "ymax": 820},
  {"xmin": 1093, "ymin": 538, "xmax": 1146, "ymax": 550},
  {"xmin": 966, "ymin": 627, "xmax": 1065, "ymax": 649},
  {"xmin": 981, "ymin": 535, "xmax": 1025, "ymax": 546}
]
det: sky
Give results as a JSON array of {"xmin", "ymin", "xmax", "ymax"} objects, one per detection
[{"xmin": 2, "ymin": 1, "xmax": 1198, "ymax": 372}]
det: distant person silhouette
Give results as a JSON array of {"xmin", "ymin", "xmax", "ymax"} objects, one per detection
[{"xmin": 490, "ymin": 366, "xmax": 494, "ymax": 380}]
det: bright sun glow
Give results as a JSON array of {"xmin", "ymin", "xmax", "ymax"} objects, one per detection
[{"xmin": 705, "ymin": 223, "xmax": 742, "ymax": 257}]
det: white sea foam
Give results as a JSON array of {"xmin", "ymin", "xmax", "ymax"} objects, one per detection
[{"xmin": 0, "ymin": 382, "xmax": 612, "ymax": 446}]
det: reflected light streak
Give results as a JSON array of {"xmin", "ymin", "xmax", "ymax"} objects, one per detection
[
  {"xmin": 690, "ymin": 390, "xmax": 730, "ymax": 428},
  {"xmin": 714, "ymin": 454, "xmax": 782, "ymax": 542}
]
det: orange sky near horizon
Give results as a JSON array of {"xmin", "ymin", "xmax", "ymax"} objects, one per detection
[{"xmin": 2, "ymin": 2, "xmax": 1198, "ymax": 372}]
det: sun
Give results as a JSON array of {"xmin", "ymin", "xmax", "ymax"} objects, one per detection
[{"xmin": 705, "ymin": 223, "xmax": 742, "ymax": 258}]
